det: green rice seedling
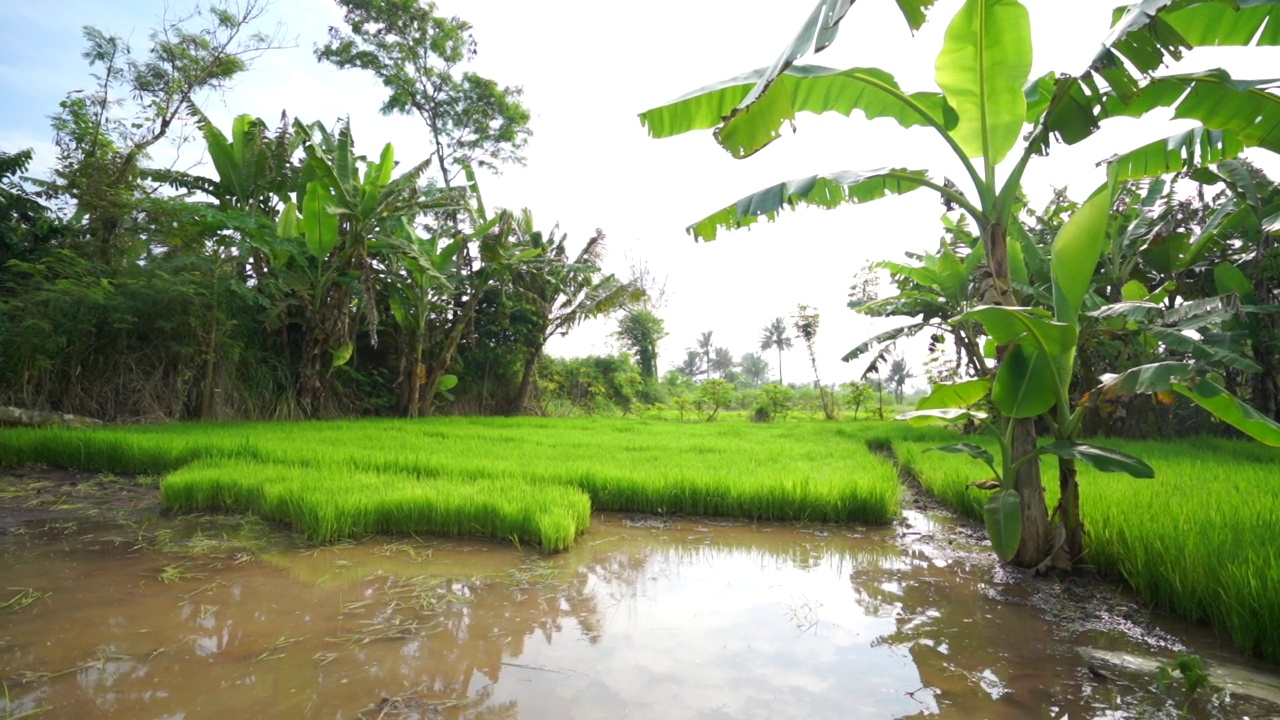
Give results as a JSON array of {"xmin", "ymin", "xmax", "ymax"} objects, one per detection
[
  {"xmin": 895, "ymin": 432, "xmax": 1280, "ymax": 663},
  {"xmin": 0, "ymin": 588, "xmax": 50, "ymax": 613}
]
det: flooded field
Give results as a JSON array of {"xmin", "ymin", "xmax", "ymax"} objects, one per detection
[{"xmin": 1, "ymin": 473, "xmax": 1278, "ymax": 719}]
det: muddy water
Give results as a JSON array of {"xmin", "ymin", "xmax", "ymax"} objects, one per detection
[{"xmin": 1, "ymin": 512, "xmax": 1278, "ymax": 719}]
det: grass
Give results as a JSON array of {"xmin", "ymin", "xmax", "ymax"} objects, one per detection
[
  {"xmin": 0, "ymin": 417, "xmax": 900, "ymax": 552},
  {"xmin": 896, "ymin": 432, "xmax": 1280, "ymax": 663}
]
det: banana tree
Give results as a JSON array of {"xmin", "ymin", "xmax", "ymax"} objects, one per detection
[
  {"xmin": 638, "ymin": 0, "xmax": 1280, "ymax": 568},
  {"xmin": 508, "ymin": 216, "xmax": 644, "ymax": 415},
  {"xmin": 277, "ymin": 119, "xmax": 440, "ymax": 414}
]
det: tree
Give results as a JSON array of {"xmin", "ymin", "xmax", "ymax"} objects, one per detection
[
  {"xmin": 759, "ymin": 317, "xmax": 792, "ymax": 384},
  {"xmin": 640, "ymin": 0, "xmax": 1280, "ymax": 569},
  {"xmin": 49, "ymin": 1, "xmax": 285, "ymax": 265},
  {"xmin": 886, "ymin": 356, "xmax": 914, "ymax": 404},
  {"xmin": 695, "ymin": 331, "xmax": 715, "ymax": 376},
  {"xmin": 696, "ymin": 378, "xmax": 735, "ymax": 421},
  {"xmin": 792, "ymin": 304, "xmax": 837, "ymax": 419},
  {"xmin": 509, "ymin": 221, "xmax": 641, "ymax": 414},
  {"xmin": 738, "ymin": 352, "xmax": 770, "ymax": 388},
  {"xmin": 615, "ymin": 308, "xmax": 667, "ymax": 383},
  {"xmin": 840, "ymin": 381, "xmax": 873, "ymax": 420},
  {"xmin": 316, "ymin": 0, "xmax": 530, "ymax": 189},
  {"xmin": 676, "ymin": 350, "xmax": 704, "ymax": 378},
  {"xmin": 710, "ymin": 346, "xmax": 736, "ymax": 379}
]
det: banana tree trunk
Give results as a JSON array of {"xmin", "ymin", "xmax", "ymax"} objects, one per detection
[
  {"xmin": 1011, "ymin": 418, "xmax": 1052, "ymax": 567},
  {"xmin": 513, "ymin": 349, "xmax": 540, "ymax": 416},
  {"xmin": 1058, "ymin": 457, "xmax": 1084, "ymax": 563},
  {"xmin": 420, "ymin": 292, "xmax": 481, "ymax": 417}
]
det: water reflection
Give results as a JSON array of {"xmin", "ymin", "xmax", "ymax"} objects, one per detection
[{"xmin": 0, "ymin": 515, "xmax": 1276, "ymax": 719}]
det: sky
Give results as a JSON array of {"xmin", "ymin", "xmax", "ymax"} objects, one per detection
[{"xmin": 2, "ymin": 0, "xmax": 1277, "ymax": 388}]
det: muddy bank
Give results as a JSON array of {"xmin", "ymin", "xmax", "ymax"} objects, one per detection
[{"xmin": 0, "ymin": 467, "xmax": 160, "ymax": 533}]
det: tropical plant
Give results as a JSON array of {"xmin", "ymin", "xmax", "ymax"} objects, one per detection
[
  {"xmin": 792, "ymin": 304, "xmax": 838, "ymax": 419},
  {"xmin": 508, "ymin": 221, "xmax": 642, "ymax": 414},
  {"xmin": 615, "ymin": 308, "xmax": 668, "ymax": 383},
  {"xmin": 710, "ymin": 346, "xmax": 736, "ymax": 379},
  {"xmin": 696, "ymin": 378, "xmax": 736, "ymax": 421},
  {"xmin": 676, "ymin": 350, "xmax": 705, "ymax": 378},
  {"xmin": 738, "ymin": 352, "xmax": 771, "ymax": 388},
  {"xmin": 759, "ymin": 317, "xmax": 793, "ymax": 384},
  {"xmin": 840, "ymin": 381, "xmax": 874, "ymax": 420},
  {"xmin": 639, "ymin": 0, "xmax": 1280, "ymax": 568},
  {"xmin": 753, "ymin": 382, "xmax": 795, "ymax": 422},
  {"xmin": 885, "ymin": 356, "xmax": 914, "ymax": 405}
]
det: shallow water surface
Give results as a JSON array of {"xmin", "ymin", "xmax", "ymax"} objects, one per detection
[{"xmin": 1, "ymin": 512, "xmax": 1277, "ymax": 719}]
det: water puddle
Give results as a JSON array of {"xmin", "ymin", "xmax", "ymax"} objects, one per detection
[{"xmin": 1, "ymin": 510, "xmax": 1278, "ymax": 719}]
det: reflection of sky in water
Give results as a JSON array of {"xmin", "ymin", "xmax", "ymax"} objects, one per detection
[
  {"xmin": 494, "ymin": 545, "xmax": 933, "ymax": 719},
  {"xmin": 4, "ymin": 519, "xmax": 1280, "ymax": 720}
]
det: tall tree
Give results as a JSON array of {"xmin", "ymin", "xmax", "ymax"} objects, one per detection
[
  {"xmin": 695, "ymin": 331, "xmax": 715, "ymax": 376},
  {"xmin": 49, "ymin": 0, "xmax": 285, "ymax": 265},
  {"xmin": 759, "ymin": 317, "xmax": 792, "ymax": 384},
  {"xmin": 615, "ymin": 309, "xmax": 667, "ymax": 383},
  {"xmin": 710, "ymin": 346, "xmax": 735, "ymax": 379},
  {"xmin": 886, "ymin": 356, "xmax": 914, "ymax": 404},
  {"xmin": 510, "ymin": 221, "xmax": 642, "ymax": 414},
  {"xmin": 738, "ymin": 352, "xmax": 770, "ymax": 388},
  {"xmin": 793, "ymin": 304, "xmax": 837, "ymax": 418},
  {"xmin": 316, "ymin": 0, "xmax": 530, "ymax": 189}
]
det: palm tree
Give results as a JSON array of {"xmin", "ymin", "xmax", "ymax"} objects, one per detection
[
  {"xmin": 676, "ymin": 350, "xmax": 704, "ymax": 378},
  {"xmin": 886, "ymin": 356, "xmax": 914, "ymax": 404},
  {"xmin": 696, "ymin": 331, "xmax": 715, "ymax": 376},
  {"xmin": 710, "ymin": 346, "xmax": 735, "ymax": 378},
  {"xmin": 759, "ymin": 317, "xmax": 792, "ymax": 384},
  {"xmin": 739, "ymin": 352, "xmax": 770, "ymax": 388}
]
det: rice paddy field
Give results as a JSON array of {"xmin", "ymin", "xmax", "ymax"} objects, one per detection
[
  {"xmin": 0, "ymin": 417, "xmax": 900, "ymax": 551},
  {"xmin": 896, "ymin": 432, "xmax": 1280, "ymax": 663}
]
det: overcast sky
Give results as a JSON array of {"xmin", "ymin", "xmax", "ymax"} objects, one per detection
[{"xmin": 2, "ymin": 0, "xmax": 1277, "ymax": 387}]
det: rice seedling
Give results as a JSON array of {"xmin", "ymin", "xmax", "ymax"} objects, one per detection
[
  {"xmin": 0, "ymin": 417, "xmax": 901, "ymax": 551},
  {"xmin": 0, "ymin": 588, "xmax": 50, "ymax": 614},
  {"xmin": 895, "ymin": 432, "xmax": 1280, "ymax": 663}
]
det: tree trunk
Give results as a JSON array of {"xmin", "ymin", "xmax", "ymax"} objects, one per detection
[
  {"xmin": 1058, "ymin": 457, "xmax": 1084, "ymax": 563},
  {"xmin": 513, "ymin": 349, "xmax": 540, "ymax": 415},
  {"xmin": 421, "ymin": 292, "xmax": 482, "ymax": 417},
  {"xmin": 1011, "ymin": 417, "xmax": 1052, "ymax": 567}
]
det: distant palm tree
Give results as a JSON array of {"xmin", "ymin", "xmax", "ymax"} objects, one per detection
[
  {"xmin": 710, "ymin": 346, "xmax": 735, "ymax": 378},
  {"xmin": 696, "ymin": 331, "xmax": 715, "ymax": 375},
  {"xmin": 887, "ymin": 356, "xmax": 915, "ymax": 404},
  {"xmin": 759, "ymin": 318, "xmax": 793, "ymax": 384},
  {"xmin": 739, "ymin": 352, "xmax": 770, "ymax": 388},
  {"xmin": 677, "ymin": 350, "xmax": 704, "ymax": 378}
]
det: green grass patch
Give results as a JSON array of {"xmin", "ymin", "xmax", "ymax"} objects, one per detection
[
  {"xmin": 0, "ymin": 417, "xmax": 900, "ymax": 551},
  {"xmin": 896, "ymin": 433, "xmax": 1280, "ymax": 663}
]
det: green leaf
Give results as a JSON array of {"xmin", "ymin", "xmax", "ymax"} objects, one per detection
[
  {"xmin": 1097, "ymin": 361, "xmax": 1197, "ymax": 396},
  {"xmin": 1038, "ymin": 440, "xmax": 1155, "ymax": 478},
  {"xmin": 302, "ymin": 182, "xmax": 339, "ymax": 258},
  {"xmin": 927, "ymin": 442, "xmax": 995, "ymax": 467},
  {"xmin": 1024, "ymin": 72, "xmax": 1056, "ymax": 123},
  {"xmin": 640, "ymin": 65, "xmax": 954, "ymax": 159},
  {"xmin": 984, "ymin": 489, "xmax": 1022, "ymax": 563},
  {"xmin": 437, "ymin": 374, "xmax": 459, "ymax": 392},
  {"xmin": 1096, "ymin": 0, "xmax": 1280, "ymax": 99},
  {"xmin": 894, "ymin": 407, "xmax": 988, "ymax": 426},
  {"xmin": 1088, "ymin": 300, "xmax": 1162, "ymax": 323},
  {"xmin": 1147, "ymin": 327, "xmax": 1261, "ymax": 373},
  {"xmin": 992, "ymin": 343, "xmax": 1058, "ymax": 417},
  {"xmin": 1051, "ymin": 186, "xmax": 1112, "ymax": 324},
  {"xmin": 1174, "ymin": 377, "xmax": 1280, "ymax": 447},
  {"xmin": 959, "ymin": 306, "xmax": 1076, "ymax": 356},
  {"xmin": 277, "ymin": 200, "xmax": 300, "ymax": 239},
  {"xmin": 1121, "ymin": 280, "xmax": 1149, "ymax": 302},
  {"xmin": 1213, "ymin": 262, "xmax": 1257, "ymax": 304},
  {"xmin": 933, "ymin": 0, "xmax": 1032, "ymax": 164},
  {"xmin": 841, "ymin": 322, "xmax": 924, "ymax": 362},
  {"xmin": 916, "ymin": 378, "xmax": 992, "ymax": 410},
  {"xmin": 1107, "ymin": 126, "xmax": 1246, "ymax": 182},
  {"xmin": 331, "ymin": 341, "xmax": 354, "ymax": 368},
  {"xmin": 688, "ymin": 168, "xmax": 932, "ymax": 241}
]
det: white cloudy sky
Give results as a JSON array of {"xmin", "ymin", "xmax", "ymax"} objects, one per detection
[{"xmin": 2, "ymin": 0, "xmax": 1277, "ymax": 386}]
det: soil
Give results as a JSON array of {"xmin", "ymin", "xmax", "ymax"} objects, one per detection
[{"xmin": 0, "ymin": 466, "xmax": 161, "ymax": 534}]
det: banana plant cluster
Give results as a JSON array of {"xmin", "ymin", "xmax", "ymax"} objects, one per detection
[{"xmin": 639, "ymin": 0, "xmax": 1280, "ymax": 568}]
